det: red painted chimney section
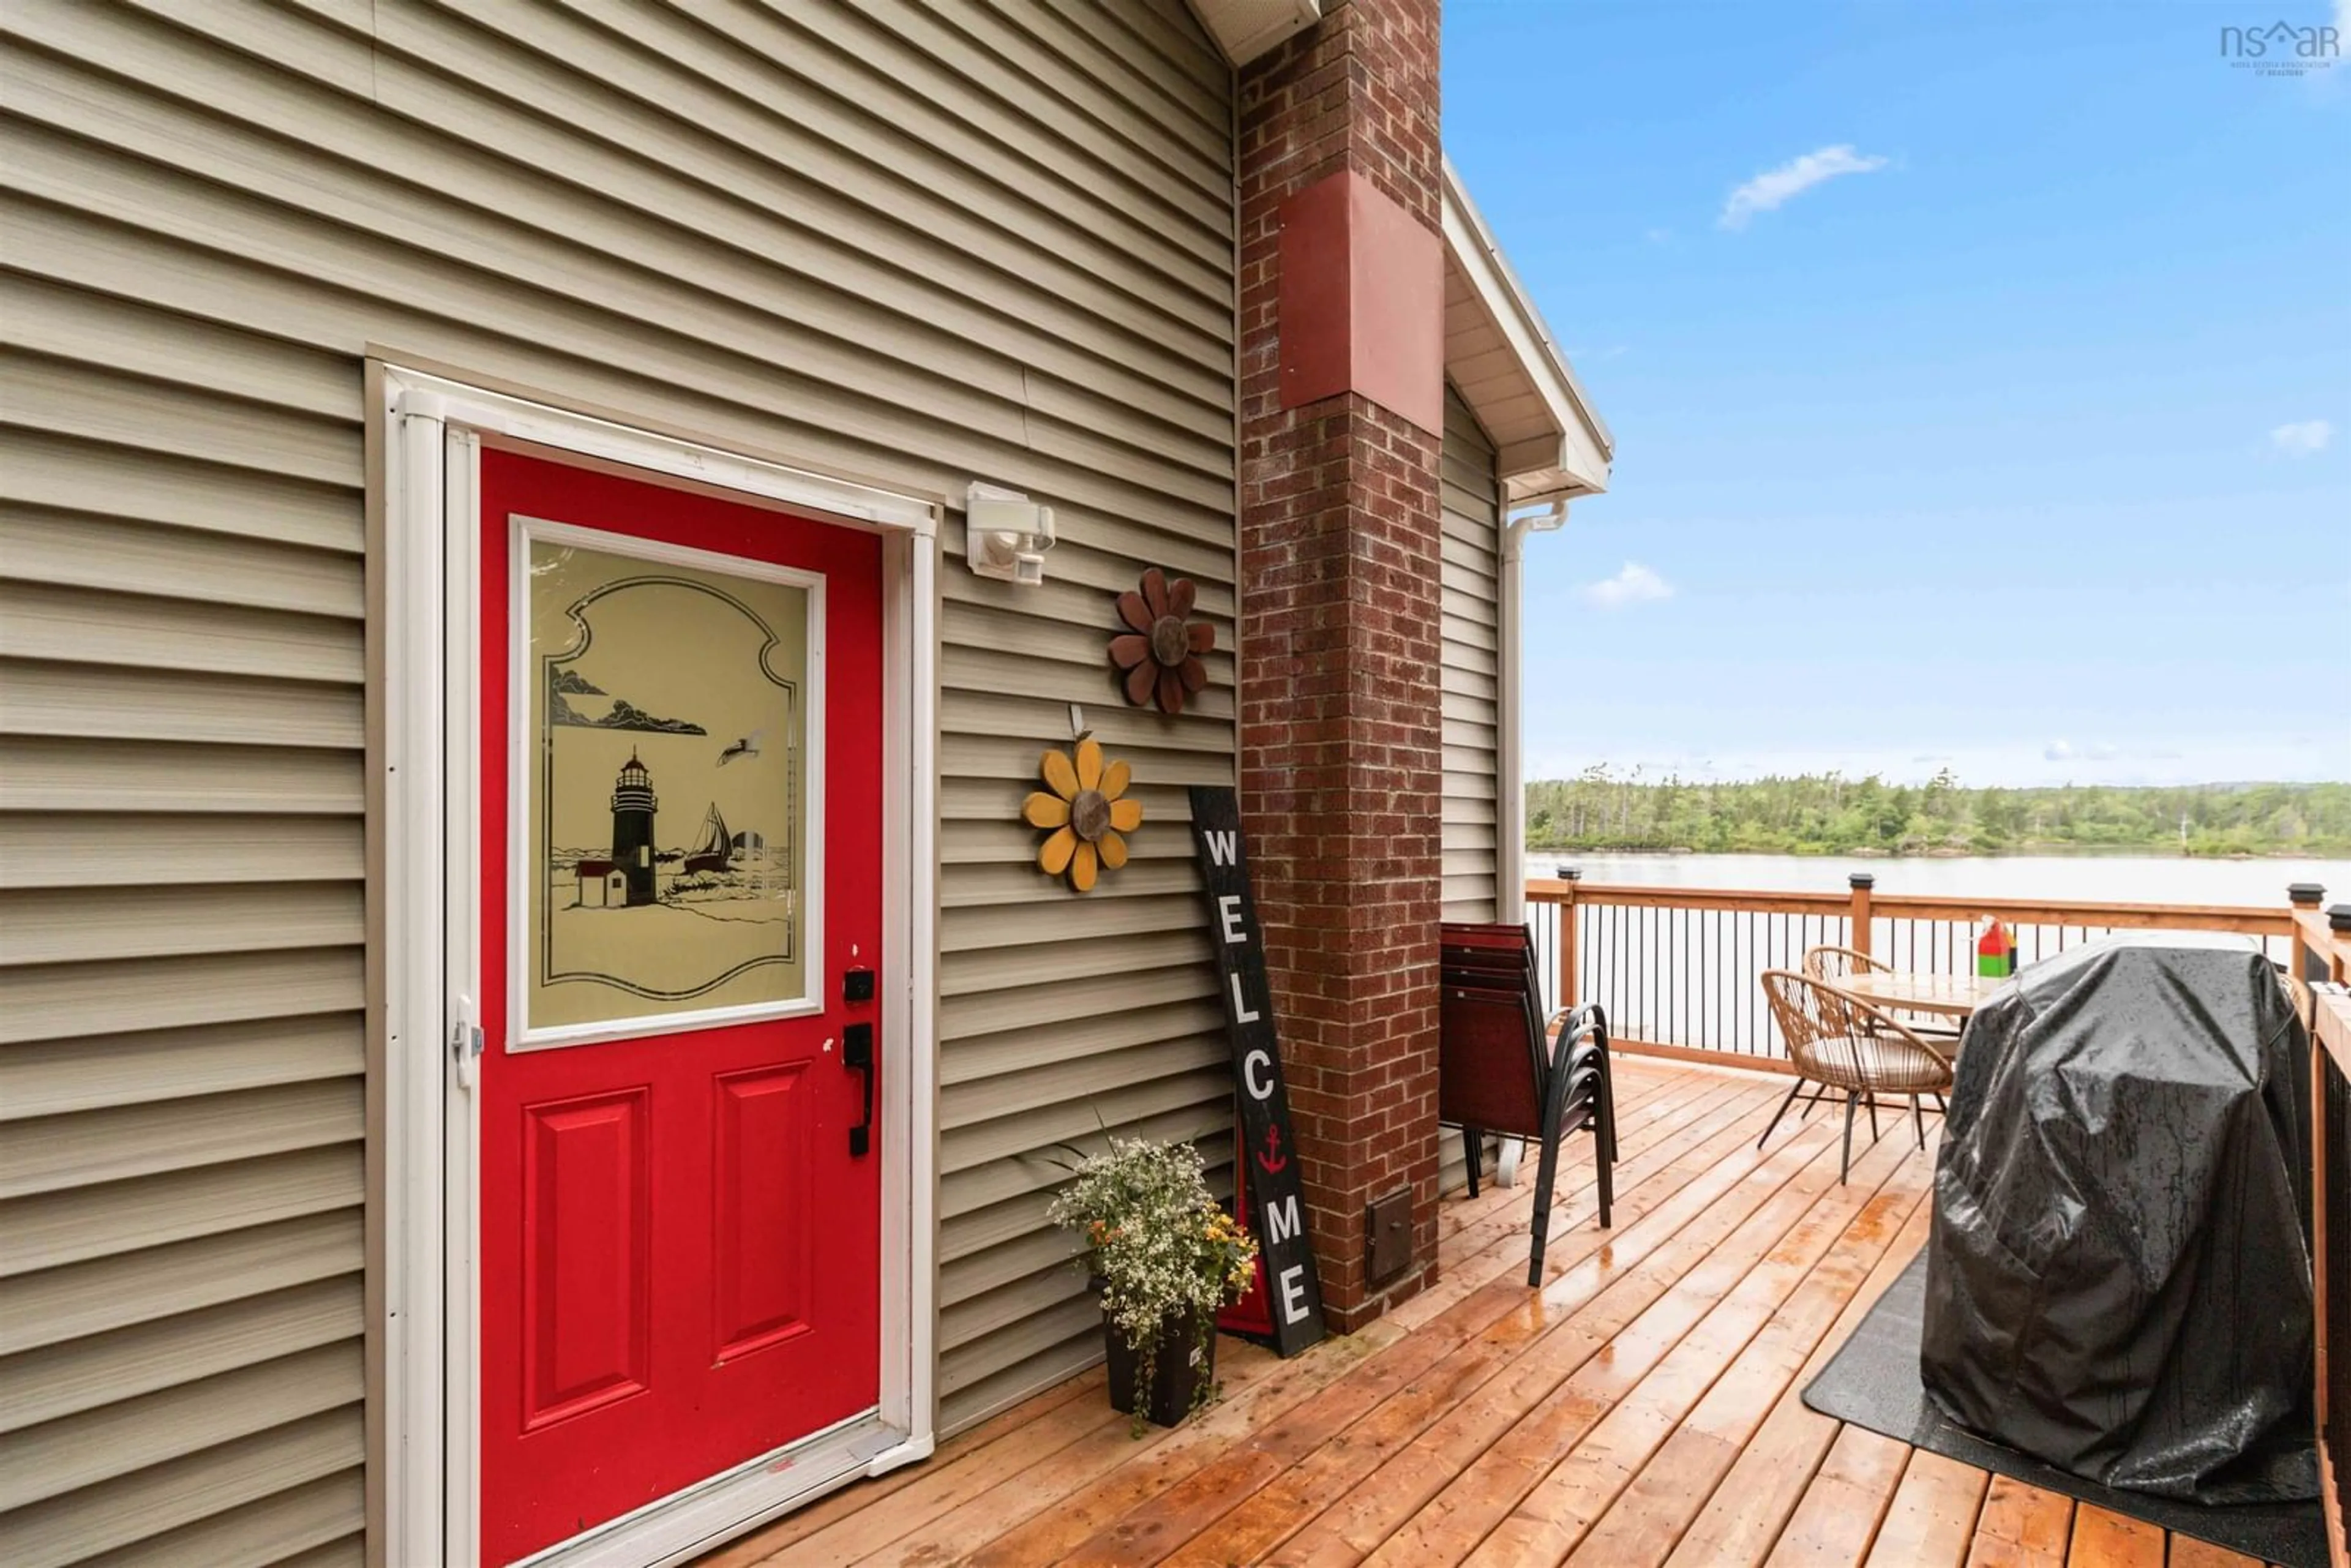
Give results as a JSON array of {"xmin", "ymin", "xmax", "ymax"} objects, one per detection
[{"xmin": 1278, "ymin": 168, "xmax": 1445, "ymax": 435}]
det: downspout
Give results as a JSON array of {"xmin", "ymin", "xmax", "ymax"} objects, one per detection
[{"xmin": 1494, "ymin": 496, "xmax": 1564, "ymax": 1188}]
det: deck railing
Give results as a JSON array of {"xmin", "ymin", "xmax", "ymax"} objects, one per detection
[
  {"xmin": 2289, "ymin": 901, "xmax": 2351, "ymax": 1568},
  {"xmin": 1522, "ymin": 871, "xmax": 2310, "ymax": 1070}
]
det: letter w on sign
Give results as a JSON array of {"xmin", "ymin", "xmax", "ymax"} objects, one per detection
[{"xmin": 1188, "ymin": 786, "xmax": 1325, "ymax": 1356}]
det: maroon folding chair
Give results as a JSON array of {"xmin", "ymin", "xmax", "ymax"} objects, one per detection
[
  {"xmin": 1441, "ymin": 921, "xmax": 1618, "ymax": 1174},
  {"xmin": 1439, "ymin": 923, "xmax": 1614, "ymax": 1286}
]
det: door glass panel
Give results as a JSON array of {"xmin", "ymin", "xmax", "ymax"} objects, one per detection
[{"xmin": 522, "ymin": 522, "xmax": 815, "ymax": 1040}]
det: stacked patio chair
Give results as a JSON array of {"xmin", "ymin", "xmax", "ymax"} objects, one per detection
[
  {"xmin": 1438, "ymin": 922, "xmax": 1616, "ymax": 1286},
  {"xmin": 1758, "ymin": 969, "xmax": 1955, "ymax": 1182}
]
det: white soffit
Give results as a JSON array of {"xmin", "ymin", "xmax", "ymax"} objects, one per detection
[
  {"xmin": 1441, "ymin": 157, "xmax": 1613, "ymax": 502},
  {"xmin": 1188, "ymin": 0, "xmax": 1322, "ymax": 66}
]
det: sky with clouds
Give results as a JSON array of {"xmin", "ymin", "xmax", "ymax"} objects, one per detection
[{"xmin": 1445, "ymin": 1, "xmax": 2348, "ymax": 789}]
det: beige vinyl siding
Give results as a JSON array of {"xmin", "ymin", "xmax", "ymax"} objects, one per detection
[
  {"xmin": 1440, "ymin": 386, "xmax": 1504, "ymax": 926},
  {"xmin": 0, "ymin": 0, "xmax": 1234, "ymax": 1556}
]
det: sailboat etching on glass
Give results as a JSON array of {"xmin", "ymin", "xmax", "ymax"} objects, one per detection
[{"xmin": 524, "ymin": 529, "xmax": 810, "ymax": 1034}]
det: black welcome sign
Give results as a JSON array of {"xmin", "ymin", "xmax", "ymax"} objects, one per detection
[{"xmin": 1188, "ymin": 786, "xmax": 1325, "ymax": 1357}]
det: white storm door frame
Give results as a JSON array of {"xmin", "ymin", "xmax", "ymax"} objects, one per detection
[{"xmin": 379, "ymin": 366, "xmax": 940, "ymax": 1568}]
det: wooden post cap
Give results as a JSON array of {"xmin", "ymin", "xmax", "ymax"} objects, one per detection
[
  {"xmin": 2287, "ymin": 882, "xmax": 2325, "ymax": 907},
  {"xmin": 1848, "ymin": 872, "xmax": 1876, "ymax": 890},
  {"xmin": 2329, "ymin": 904, "xmax": 2351, "ymax": 932}
]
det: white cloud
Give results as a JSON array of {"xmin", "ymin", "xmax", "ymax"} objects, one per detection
[
  {"xmin": 2270, "ymin": 418, "xmax": 2333, "ymax": 456},
  {"xmin": 1720, "ymin": 144, "xmax": 1891, "ymax": 230},
  {"xmin": 2043, "ymin": 740, "xmax": 2073, "ymax": 762},
  {"xmin": 1582, "ymin": 561, "xmax": 1674, "ymax": 609}
]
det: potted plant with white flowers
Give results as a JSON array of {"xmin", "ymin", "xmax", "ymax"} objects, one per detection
[{"xmin": 1049, "ymin": 1135, "xmax": 1259, "ymax": 1433}]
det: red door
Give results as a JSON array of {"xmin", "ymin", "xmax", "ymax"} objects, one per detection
[{"xmin": 476, "ymin": 450, "xmax": 884, "ymax": 1564}]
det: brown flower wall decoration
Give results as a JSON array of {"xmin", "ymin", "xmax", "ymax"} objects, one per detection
[
  {"xmin": 1111, "ymin": 568, "xmax": 1213, "ymax": 716},
  {"xmin": 1025, "ymin": 738, "xmax": 1142, "ymax": 893}
]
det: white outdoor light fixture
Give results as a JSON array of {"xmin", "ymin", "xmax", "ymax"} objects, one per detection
[{"xmin": 964, "ymin": 481, "xmax": 1056, "ymax": 586}]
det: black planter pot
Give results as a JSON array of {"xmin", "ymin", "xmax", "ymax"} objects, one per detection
[{"xmin": 1103, "ymin": 1308, "xmax": 1217, "ymax": 1428}]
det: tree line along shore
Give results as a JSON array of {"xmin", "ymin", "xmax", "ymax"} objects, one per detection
[{"xmin": 1525, "ymin": 771, "xmax": 2351, "ymax": 858}]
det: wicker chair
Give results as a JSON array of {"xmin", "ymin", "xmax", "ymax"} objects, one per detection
[
  {"xmin": 1801, "ymin": 943, "xmax": 1886, "ymax": 983},
  {"xmin": 1802, "ymin": 944, "xmax": 1964, "ymax": 1046},
  {"xmin": 1759, "ymin": 970, "xmax": 1955, "ymax": 1182},
  {"xmin": 2284, "ymin": 969, "xmax": 2314, "ymax": 1032}
]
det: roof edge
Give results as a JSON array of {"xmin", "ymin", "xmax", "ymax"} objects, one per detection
[
  {"xmin": 1183, "ymin": 0, "xmax": 1322, "ymax": 66},
  {"xmin": 1441, "ymin": 156, "xmax": 1614, "ymax": 490}
]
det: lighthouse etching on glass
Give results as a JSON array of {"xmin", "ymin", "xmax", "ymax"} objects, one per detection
[{"xmin": 521, "ymin": 522, "xmax": 820, "ymax": 1039}]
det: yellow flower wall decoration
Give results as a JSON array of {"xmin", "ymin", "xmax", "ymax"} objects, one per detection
[{"xmin": 1025, "ymin": 737, "xmax": 1142, "ymax": 893}]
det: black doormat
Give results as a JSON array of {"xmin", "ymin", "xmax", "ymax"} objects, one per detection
[{"xmin": 1801, "ymin": 1250, "xmax": 2326, "ymax": 1568}]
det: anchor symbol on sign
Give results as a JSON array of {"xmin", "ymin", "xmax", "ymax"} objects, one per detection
[{"xmin": 1256, "ymin": 1123, "xmax": 1288, "ymax": 1176}]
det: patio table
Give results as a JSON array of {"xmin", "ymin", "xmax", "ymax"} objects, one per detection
[{"xmin": 1839, "ymin": 969, "xmax": 2007, "ymax": 1022}]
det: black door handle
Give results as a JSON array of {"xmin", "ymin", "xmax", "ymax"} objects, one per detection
[{"xmin": 842, "ymin": 1022, "xmax": 874, "ymax": 1157}]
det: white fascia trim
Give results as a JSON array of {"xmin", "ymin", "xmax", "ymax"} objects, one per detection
[
  {"xmin": 1441, "ymin": 159, "xmax": 1613, "ymax": 491},
  {"xmin": 392, "ymin": 372, "xmax": 938, "ymax": 537}
]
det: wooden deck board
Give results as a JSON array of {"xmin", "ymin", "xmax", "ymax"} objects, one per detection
[
  {"xmin": 2062, "ymin": 1503, "xmax": 2166, "ymax": 1566},
  {"xmin": 1480, "ymin": 1126, "xmax": 1933, "ymax": 1566},
  {"xmin": 1862, "ymin": 1450, "xmax": 1992, "ymax": 1568},
  {"xmin": 1072, "ymin": 1074, "xmax": 1785, "ymax": 1568},
  {"xmin": 705, "ymin": 1060, "xmax": 2263, "ymax": 1568},
  {"xmin": 1963, "ymin": 1477, "xmax": 2075, "ymax": 1567},
  {"xmin": 1038, "ymin": 1071, "xmax": 1750, "ymax": 1568},
  {"xmin": 1401, "ymin": 1117, "xmax": 1913, "ymax": 1567},
  {"xmin": 2162, "ymin": 1536, "xmax": 2268, "ymax": 1568},
  {"xmin": 1766, "ymin": 1425, "xmax": 1915, "ymax": 1567},
  {"xmin": 1213, "ymin": 1092, "xmax": 1857, "ymax": 1567},
  {"xmin": 1663, "ymin": 1172, "xmax": 1941, "ymax": 1568},
  {"xmin": 1554, "ymin": 1119, "xmax": 1939, "ymax": 1567}
]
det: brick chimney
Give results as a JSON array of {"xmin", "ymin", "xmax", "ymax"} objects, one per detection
[{"xmin": 1235, "ymin": 0, "xmax": 1445, "ymax": 1331}]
